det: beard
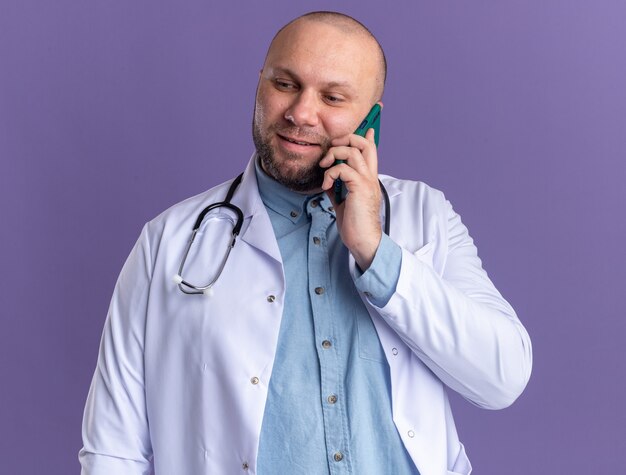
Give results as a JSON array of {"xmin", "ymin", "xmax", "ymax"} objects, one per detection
[{"xmin": 252, "ymin": 117, "xmax": 331, "ymax": 193}]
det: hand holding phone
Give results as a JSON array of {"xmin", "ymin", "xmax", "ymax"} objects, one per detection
[{"xmin": 333, "ymin": 103, "xmax": 382, "ymax": 203}]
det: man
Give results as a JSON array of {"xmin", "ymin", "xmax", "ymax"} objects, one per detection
[{"xmin": 80, "ymin": 11, "xmax": 532, "ymax": 475}]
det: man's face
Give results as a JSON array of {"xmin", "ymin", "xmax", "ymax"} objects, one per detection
[{"xmin": 253, "ymin": 20, "xmax": 381, "ymax": 192}]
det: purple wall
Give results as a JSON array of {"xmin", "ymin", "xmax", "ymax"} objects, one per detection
[{"xmin": 2, "ymin": 1, "xmax": 625, "ymax": 473}]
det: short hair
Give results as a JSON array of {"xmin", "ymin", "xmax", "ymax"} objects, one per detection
[{"xmin": 270, "ymin": 11, "xmax": 387, "ymax": 95}]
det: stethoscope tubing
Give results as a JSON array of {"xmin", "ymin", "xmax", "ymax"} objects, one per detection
[{"xmin": 175, "ymin": 173, "xmax": 390, "ymax": 295}]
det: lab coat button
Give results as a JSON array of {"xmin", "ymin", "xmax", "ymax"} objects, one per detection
[
  {"xmin": 333, "ymin": 452, "xmax": 343, "ymax": 462},
  {"xmin": 408, "ymin": 430, "xmax": 415, "ymax": 438},
  {"xmin": 391, "ymin": 347, "xmax": 398, "ymax": 356},
  {"xmin": 315, "ymin": 287, "xmax": 325, "ymax": 295},
  {"xmin": 267, "ymin": 295, "xmax": 275, "ymax": 303},
  {"xmin": 322, "ymin": 340, "xmax": 332, "ymax": 349},
  {"xmin": 250, "ymin": 376, "xmax": 259, "ymax": 385}
]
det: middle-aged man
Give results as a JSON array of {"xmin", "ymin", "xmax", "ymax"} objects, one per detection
[{"xmin": 80, "ymin": 11, "xmax": 532, "ymax": 475}]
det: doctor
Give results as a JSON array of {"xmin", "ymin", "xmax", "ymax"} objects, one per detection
[{"xmin": 79, "ymin": 11, "xmax": 532, "ymax": 475}]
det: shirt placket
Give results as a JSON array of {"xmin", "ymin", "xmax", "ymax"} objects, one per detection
[{"xmin": 307, "ymin": 198, "xmax": 352, "ymax": 474}]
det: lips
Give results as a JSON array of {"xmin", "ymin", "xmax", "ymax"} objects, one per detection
[{"xmin": 277, "ymin": 134, "xmax": 319, "ymax": 147}]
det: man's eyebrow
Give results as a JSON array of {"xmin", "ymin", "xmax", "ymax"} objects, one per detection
[
  {"xmin": 271, "ymin": 66, "xmax": 298, "ymax": 79},
  {"xmin": 325, "ymin": 80, "xmax": 354, "ymax": 90}
]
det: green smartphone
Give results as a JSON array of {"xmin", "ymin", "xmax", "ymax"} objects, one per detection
[{"xmin": 334, "ymin": 103, "xmax": 382, "ymax": 203}]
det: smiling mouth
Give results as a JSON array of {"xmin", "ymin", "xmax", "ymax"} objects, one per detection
[{"xmin": 278, "ymin": 134, "xmax": 319, "ymax": 146}]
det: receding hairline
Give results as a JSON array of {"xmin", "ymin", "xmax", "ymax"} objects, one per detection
[{"xmin": 265, "ymin": 11, "xmax": 387, "ymax": 98}]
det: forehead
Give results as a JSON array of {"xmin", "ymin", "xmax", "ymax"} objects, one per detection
[{"xmin": 264, "ymin": 20, "xmax": 379, "ymax": 95}]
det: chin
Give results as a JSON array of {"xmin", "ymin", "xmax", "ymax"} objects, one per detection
[{"xmin": 260, "ymin": 151, "xmax": 324, "ymax": 192}]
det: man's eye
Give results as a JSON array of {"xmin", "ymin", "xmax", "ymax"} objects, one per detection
[
  {"xmin": 275, "ymin": 80, "xmax": 296, "ymax": 90},
  {"xmin": 325, "ymin": 95, "xmax": 343, "ymax": 104}
]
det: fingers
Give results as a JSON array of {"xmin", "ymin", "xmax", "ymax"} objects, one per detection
[
  {"xmin": 320, "ymin": 136, "xmax": 380, "ymax": 196},
  {"xmin": 320, "ymin": 161, "xmax": 354, "ymax": 193},
  {"xmin": 319, "ymin": 128, "xmax": 378, "ymax": 175}
]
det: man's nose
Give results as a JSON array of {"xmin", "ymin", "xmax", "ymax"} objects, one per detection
[{"xmin": 284, "ymin": 90, "xmax": 320, "ymax": 128}]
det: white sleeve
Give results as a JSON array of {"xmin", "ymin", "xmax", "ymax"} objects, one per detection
[
  {"xmin": 373, "ymin": 199, "xmax": 532, "ymax": 410},
  {"xmin": 79, "ymin": 225, "xmax": 154, "ymax": 474}
]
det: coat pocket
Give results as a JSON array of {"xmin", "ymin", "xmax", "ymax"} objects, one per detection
[
  {"xmin": 447, "ymin": 442, "xmax": 472, "ymax": 475},
  {"xmin": 413, "ymin": 241, "xmax": 435, "ymax": 268}
]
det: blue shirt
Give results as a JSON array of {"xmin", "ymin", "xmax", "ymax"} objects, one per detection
[{"xmin": 255, "ymin": 160, "xmax": 419, "ymax": 475}]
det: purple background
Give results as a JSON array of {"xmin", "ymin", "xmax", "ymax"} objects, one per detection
[{"xmin": 1, "ymin": 1, "xmax": 625, "ymax": 473}]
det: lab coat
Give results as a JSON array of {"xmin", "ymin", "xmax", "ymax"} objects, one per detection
[{"xmin": 80, "ymin": 155, "xmax": 532, "ymax": 475}]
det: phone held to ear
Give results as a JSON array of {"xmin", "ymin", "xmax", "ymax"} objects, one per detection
[{"xmin": 333, "ymin": 103, "xmax": 382, "ymax": 204}]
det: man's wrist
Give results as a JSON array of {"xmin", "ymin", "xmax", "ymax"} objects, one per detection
[
  {"xmin": 351, "ymin": 231, "xmax": 383, "ymax": 271},
  {"xmin": 354, "ymin": 234, "xmax": 402, "ymax": 307}
]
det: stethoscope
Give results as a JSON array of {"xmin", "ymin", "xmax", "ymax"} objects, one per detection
[{"xmin": 174, "ymin": 173, "xmax": 390, "ymax": 295}]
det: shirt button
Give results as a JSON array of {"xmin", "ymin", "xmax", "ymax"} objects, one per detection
[
  {"xmin": 290, "ymin": 210, "xmax": 298, "ymax": 218},
  {"xmin": 364, "ymin": 291, "xmax": 372, "ymax": 298},
  {"xmin": 267, "ymin": 295, "xmax": 276, "ymax": 303},
  {"xmin": 333, "ymin": 452, "xmax": 343, "ymax": 462},
  {"xmin": 327, "ymin": 394, "xmax": 338, "ymax": 404},
  {"xmin": 311, "ymin": 200, "xmax": 319, "ymax": 208},
  {"xmin": 313, "ymin": 236, "xmax": 321, "ymax": 245},
  {"xmin": 314, "ymin": 287, "xmax": 325, "ymax": 295},
  {"xmin": 322, "ymin": 340, "xmax": 332, "ymax": 349},
  {"xmin": 242, "ymin": 461, "xmax": 249, "ymax": 470},
  {"xmin": 392, "ymin": 347, "xmax": 398, "ymax": 356},
  {"xmin": 329, "ymin": 206, "xmax": 335, "ymax": 212},
  {"xmin": 250, "ymin": 376, "xmax": 259, "ymax": 385},
  {"xmin": 408, "ymin": 430, "xmax": 415, "ymax": 438}
]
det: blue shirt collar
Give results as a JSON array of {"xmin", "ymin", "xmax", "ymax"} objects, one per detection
[{"xmin": 254, "ymin": 157, "xmax": 335, "ymax": 223}]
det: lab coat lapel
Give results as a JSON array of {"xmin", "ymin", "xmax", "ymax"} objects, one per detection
[{"xmin": 231, "ymin": 155, "xmax": 283, "ymax": 264}]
